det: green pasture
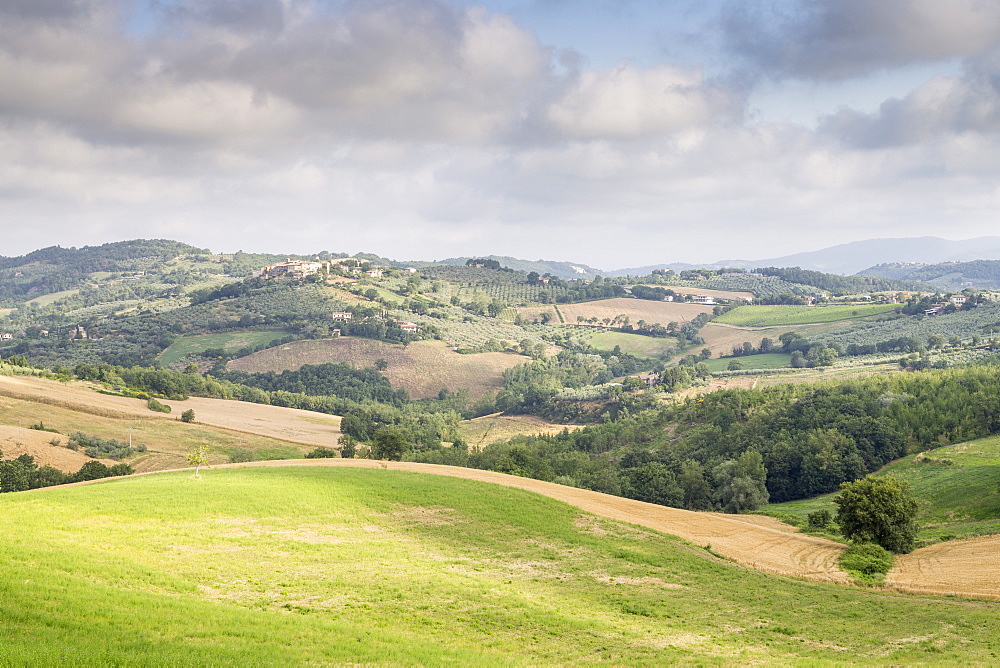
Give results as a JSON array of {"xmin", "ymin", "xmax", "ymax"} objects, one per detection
[
  {"xmin": 158, "ymin": 331, "xmax": 288, "ymax": 366},
  {"xmin": 24, "ymin": 289, "xmax": 80, "ymax": 307},
  {"xmin": 715, "ymin": 303, "xmax": 898, "ymax": 327},
  {"xmin": 703, "ymin": 353, "xmax": 792, "ymax": 372},
  {"xmin": 1, "ymin": 467, "xmax": 998, "ymax": 664},
  {"xmin": 586, "ymin": 331, "xmax": 677, "ymax": 358},
  {"xmin": 766, "ymin": 434, "xmax": 1000, "ymax": 542}
]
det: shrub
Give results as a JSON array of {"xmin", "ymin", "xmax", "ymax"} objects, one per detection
[
  {"xmin": 147, "ymin": 398, "xmax": 171, "ymax": 413},
  {"xmin": 839, "ymin": 542, "xmax": 894, "ymax": 585},
  {"xmin": 180, "ymin": 409, "xmax": 195, "ymax": 423},
  {"xmin": 68, "ymin": 432, "xmax": 145, "ymax": 460},
  {"xmin": 229, "ymin": 448, "xmax": 256, "ymax": 463},
  {"xmin": 305, "ymin": 447, "xmax": 338, "ymax": 459},
  {"xmin": 807, "ymin": 509, "xmax": 832, "ymax": 530}
]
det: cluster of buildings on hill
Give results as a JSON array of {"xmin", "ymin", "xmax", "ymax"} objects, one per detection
[
  {"xmin": 257, "ymin": 258, "xmax": 419, "ymax": 280},
  {"xmin": 331, "ymin": 311, "xmax": 420, "ymax": 333}
]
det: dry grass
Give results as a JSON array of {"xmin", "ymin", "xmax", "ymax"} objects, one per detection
[
  {"xmin": 888, "ymin": 535, "xmax": 1000, "ymax": 600},
  {"xmin": 228, "ymin": 338, "xmax": 529, "ymax": 399},
  {"xmin": 459, "ymin": 413, "xmax": 581, "ymax": 447},
  {"xmin": 0, "ymin": 375, "xmax": 340, "ymax": 453},
  {"xmin": 0, "ymin": 425, "xmax": 116, "ymax": 473}
]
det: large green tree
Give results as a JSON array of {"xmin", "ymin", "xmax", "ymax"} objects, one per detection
[{"xmin": 834, "ymin": 476, "xmax": 919, "ymax": 553}]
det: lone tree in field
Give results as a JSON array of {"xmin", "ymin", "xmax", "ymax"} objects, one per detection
[
  {"xmin": 187, "ymin": 444, "xmax": 210, "ymax": 479},
  {"xmin": 181, "ymin": 409, "xmax": 195, "ymax": 423},
  {"xmin": 834, "ymin": 476, "xmax": 918, "ymax": 553}
]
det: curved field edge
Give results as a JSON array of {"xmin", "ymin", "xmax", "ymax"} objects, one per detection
[{"xmin": 4, "ymin": 465, "xmax": 999, "ymax": 665}]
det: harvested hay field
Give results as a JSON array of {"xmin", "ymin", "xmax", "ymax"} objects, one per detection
[
  {"xmin": 633, "ymin": 286, "xmax": 754, "ymax": 301},
  {"xmin": 516, "ymin": 297, "xmax": 713, "ymax": 325},
  {"xmin": 228, "ymin": 339, "xmax": 529, "ymax": 400},
  {"xmin": 694, "ymin": 323, "xmax": 798, "ymax": 359},
  {"xmin": 0, "ymin": 375, "xmax": 341, "ymax": 449},
  {"xmin": 888, "ymin": 535, "xmax": 1000, "ymax": 600},
  {"xmin": 0, "ymin": 425, "xmax": 115, "ymax": 473},
  {"xmin": 460, "ymin": 413, "xmax": 581, "ymax": 447}
]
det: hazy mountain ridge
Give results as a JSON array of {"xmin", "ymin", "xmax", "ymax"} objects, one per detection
[
  {"xmin": 610, "ymin": 237, "xmax": 1000, "ymax": 277},
  {"xmin": 860, "ymin": 259, "xmax": 1000, "ymax": 290}
]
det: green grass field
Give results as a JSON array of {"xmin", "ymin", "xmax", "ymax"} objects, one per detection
[
  {"xmin": 158, "ymin": 331, "xmax": 288, "ymax": 366},
  {"xmin": 24, "ymin": 288, "xmax": 80, "ymax": 307},
  {"xmin": 703, "ymin": 353, "xmax": 792, "ymax": 372},
  {"xmin": 2, "ymin": 466, "xmax": 999, "ymax": 664},
  {"xmin": 766, "ymin": 435, "xmax": 1000, "ymax": 542},
  {"xmin": 586, "ymin": 331, "xmax": 677, "ymax": 358},
  {"xmin": 715, "ymin": 303, "xmax": 898, "ymax": 327}
]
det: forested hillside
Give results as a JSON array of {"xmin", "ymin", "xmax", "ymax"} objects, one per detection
[{"xmin": 860, "ymin": 259, "xmax": 1000, "ymax": 290}]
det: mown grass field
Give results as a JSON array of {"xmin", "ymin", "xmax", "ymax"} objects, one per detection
[
  {"xmin": 3, "ymin": 466, "xmax": 999, "ymax": 664},
  {"xmin": 585, "ymin": 330, "xmax": 677, "ymax": 358},
  {"xmin": 716, "ymin": 303, "xmax": 898, "ymax": 327},
  {"xmin": 703, "ymin": 353, "xmax": 792, "ymax": 372},
  {"xmin": 158, "ymin": 331, "xmax": 288, "ymax": 366},
  {"xmin": 229, "ymin": 338, "xmax": 528, "ymax": 399},
  {"xmin": 765, "ymin": 435, "xmax": 1000, "ymax": 542},
  {"xmin": 24, "ymin": 288, "xmax": 80, "ymax": 307}
]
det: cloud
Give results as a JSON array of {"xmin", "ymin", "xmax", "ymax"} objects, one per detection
[
  {"xmin": 723, "ymin": 0, "xmax": 1000, "ymax": 81},
  {"xmin": 819, "ymin": 45, "xmax": 1000, "ymax": 148},
  {"xmin": 545, "ymin": 63, "xmax": 741, "ymax": 140}
]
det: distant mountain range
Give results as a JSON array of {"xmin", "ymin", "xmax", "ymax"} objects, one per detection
[{"xmin": 608, "ymin": 237, "xmax": 1000, "ymax": 277}]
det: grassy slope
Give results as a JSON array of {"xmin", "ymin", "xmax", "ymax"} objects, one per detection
[
  {"xmin": 228, "ymin": 338, "xmax": 528, "ymax": 399},
  {"xmin": 766, "ymin": 435, "xmax": 1000, "ymax": 542},
  {"xmin": 716, "ymin": 304, "xmax": 898, "ymax": 327},
  {"xmin": 585, "ymin": 330, "xmax": 676, "ymax": 358},
  {"xmin": 703, "ymin": 353, "xmax": 792, "ymax": 371},
  {"xmin": 2, "ymin": 466, "xmax": 998, "ymax": 664},
  {"xmin": 158, "ymin": 331, "xmax": 289, "ymax": 366}
]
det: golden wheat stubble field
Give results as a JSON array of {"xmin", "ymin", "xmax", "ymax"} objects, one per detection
[
  {"xmin": 228, "ymin": 338, "xmax": 529, "ymax": 399},
  {"xmin": 0, "ymin": 375, "xmax": 341, "ymax": 448}
]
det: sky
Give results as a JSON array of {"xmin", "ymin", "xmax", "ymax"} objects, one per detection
[{"xmin": 3, "ymin": 0, "xmax": 1000, "ymax": 270}]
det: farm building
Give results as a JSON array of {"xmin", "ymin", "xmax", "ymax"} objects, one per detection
[{"xmin": 259, "ymin": 259, "xmax": 330, "ymax": 279}]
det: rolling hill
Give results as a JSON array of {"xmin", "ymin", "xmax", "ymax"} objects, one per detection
[{"xmin": 3, "ymin": 464, "xmax": 1000, "ymax": 664}]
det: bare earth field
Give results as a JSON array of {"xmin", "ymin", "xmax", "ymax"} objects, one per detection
[
  {"xmin": 228, "ymin": 338, "xmax": 528, "ymax": 399},
  {"xmin": 516, "ymin": 297, "xmax": 714, "ymax": 325},
  {"xmin": 0, "ymin": 375, "xmax": 341, "ymax": 448}
]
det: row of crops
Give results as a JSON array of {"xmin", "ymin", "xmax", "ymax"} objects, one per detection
[
  {"xmin": 716, "ymin": 303, "xmax": 899, "ymax": 327},
  {"xmin": 815, "ymin": 302, "xmax": 1000, "ymax": 349}
]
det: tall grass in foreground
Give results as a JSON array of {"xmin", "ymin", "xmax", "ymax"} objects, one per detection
[{"xmin": 1, "ymin": 467, "xmax": 998, "ymax": 665}]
